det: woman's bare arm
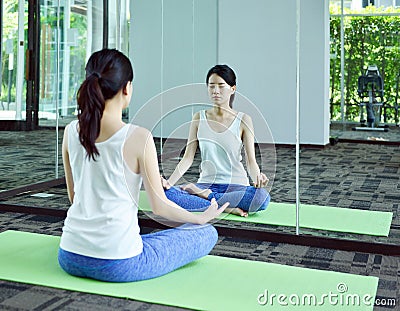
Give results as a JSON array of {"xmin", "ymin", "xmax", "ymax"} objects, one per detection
[
  {"xmin": 62, "ymin": 125, "xmax": 75, "ymax": 203},
  {"xmin": 241, "ymin": 114, "xmax": 268, "ymax": 188},
  {"xmin": 126, "ymin": 126, "xmax": 228, "ymax": 224},
  {"xmin": 166, "ymin": 112, "xmax": 200, "ymax": 187}
]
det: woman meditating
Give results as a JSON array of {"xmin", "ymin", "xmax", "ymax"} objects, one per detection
[
  {"xmin": 162, "ymin": 65, "xmax": 270, "ymax": 217},
  {"xmin": 58, "ymin": 49, "xmax": 228, "ymax": 282}
]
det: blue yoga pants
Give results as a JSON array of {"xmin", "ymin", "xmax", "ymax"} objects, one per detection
[
  {"xmin": 58, "ymin": 223, "xmax": 218, "ymax": 282},
  {"xmin": 165, "ymin": 183, "xmax": 270, "ymax": 213}
]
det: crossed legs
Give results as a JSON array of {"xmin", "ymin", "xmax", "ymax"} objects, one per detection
[{"xmin": 165, "ymin": 183, "xmax": 270, "ymax": 217}]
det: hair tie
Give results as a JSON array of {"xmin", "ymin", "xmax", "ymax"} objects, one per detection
[{"xmin": 92, "ymin": 72, "xmax": 101, "ymax": 79}]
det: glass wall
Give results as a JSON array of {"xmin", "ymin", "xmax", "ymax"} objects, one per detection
[
  {"xmin": 298, "ymin": 0, "xmax": 399, "ymax": 247},
  {"xmin": 0, "ymin": 0, "xmax": 52, "ymax": 192},
  {"xmin": 330, "ymin": 0, "xmax": 400, "ymax": 131},
  {"xmin": 107, "ymin": 0, "xmax": 129, "ymax": 120},
  {"xmin": 39, "ymin": 0, "xmax": 105, "ymax": 127},
  {"xmin": 37, "ymin": 0, "xmax": 130, "ymax": 127},
  {"xmin": 0, "ymin": 0, "xmax": 27, "ymax": 121},
  {"xmin": 0, "ymin": 0, "xmax": 112, "ymax": 191}
]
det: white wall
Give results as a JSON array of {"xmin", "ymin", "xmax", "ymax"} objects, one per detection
[
  {"xmin": 129, "ymin": 0, "xmax": 218, "ymax": 138},
  {"xmin": 129, "ymin": 0, "xmax": 330, "ymax": 145},
  {"xmin": 218, "ymin": 0, "xmax": 330, "ymax": 145},
  {"xmin": 218, "ymin": 0, "xmax": 297, "ymax": 144},
  {"xmin": 299, "ymin": 0, "xmax": 330, "ymax": 145}
]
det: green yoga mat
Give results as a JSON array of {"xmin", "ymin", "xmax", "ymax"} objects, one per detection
[
  {"xmin": 139, "ymin": 191, "xmax": 393, "ymax": 236},
  {"xmin": 0, "ymin": 230, "xmax": 378, "ymax": 311}
]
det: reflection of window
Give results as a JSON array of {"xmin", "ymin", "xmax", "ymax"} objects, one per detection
[
  {"xmin": 377, "ymin": 0, "xmax": 394, "ymax": 7},
  {"xmin": 361, "ymin": 0, "xmax": 400, "ymax": 7},
  {"xmin": 329, "ymin": 1, "xmax": 400, "ymax": 123},
  {"xmin": 362, "ymin": 0, "xmax": 375, "ymax": 7},
  {"xmin": 348, "ymin": 0, "xmax": 400, "ymax": 8}
]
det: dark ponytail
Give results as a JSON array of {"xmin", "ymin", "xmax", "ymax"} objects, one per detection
[
  {"xmin": 206, "ymin": 64, "xmax": 236, "ymax": 108},
  {"xmin": 77, "ymin": 49, "xmax": 133, "ymax": 160}
]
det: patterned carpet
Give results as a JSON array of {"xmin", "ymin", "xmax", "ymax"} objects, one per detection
[
  {"xmin": 0, "ymin": 212, "xmax": 398, "ymax": 310},
  {"xmin": 0, "ymin": 127, "xmax": 399, "ymax": 310},
  {"xmin": 330, "ymin": 122, "xmax": 400, "ymax": 142}
]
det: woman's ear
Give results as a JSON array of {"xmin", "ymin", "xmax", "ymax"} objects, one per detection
[
  {"xmin": 122, "ymin": 81, "xmax": 131, "ymax": 95},
  {"xmin": 231, "ymin": 85, "xmax": 236, "ymax": 93}
]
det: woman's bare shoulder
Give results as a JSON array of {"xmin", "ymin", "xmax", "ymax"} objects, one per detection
[
  {"xmin": 240, "ymin": 111, "xmax": 253, "ymax": 121},
  {"xmin": 192, "ymin": 111, "xmax": 201, "ymax": 120},
  {"xmin": 126, "ymin": 125, "xmax": 152, "ymax": 141}
]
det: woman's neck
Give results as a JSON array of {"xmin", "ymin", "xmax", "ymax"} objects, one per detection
[
  {"xmin": 103, "ymin": 94, "xmax": 125, "ymax": 120},
  {"xmin": 212, "ymin": 104, "xmax": 233, "ymax": 116},
  {"xmin": 96, "ymin": 99, "xmax": 125, "ymax": 142}
]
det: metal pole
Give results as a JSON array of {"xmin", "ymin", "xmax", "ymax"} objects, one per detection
[
  {"xmin": 0, "ymin": 0, "xmax": 3, "ymax": 103},
  {"xmin": 340, "ymin": 0, "xmax": 345, "ymax": 123},
  {"xmin": 86, "ymin": 0, "xmax": 92, "ymax": 58},
  {"xmin": 116, "ymin": 0, "xmax": 121, "ymax": 50},
  {"xmin": 160, "ymin": 0, "xmax": 164, "ymax": 153},
  {"xmin": 192, "ymin": 0, "xmax": 194, "ymax": 117},
  {"xmin": 7, "ymin": 54, "xmax": 12, "ymax": 109},
  {"xmin": 295, "ymin": 0, "xmax": 301, "ymax": 236},
  {"xmin": 56, "ymin": 0, "xmax": 61, "ymax": 179},
  {"xmin": 103, "ymin": 0, "xmax": 108, "ymax": 48},
  {"xmin": 26, "ymin": 0, "xmax": 40, "ymax": 130},
  {"xmin": 33, "ymin": 0, "xmax": 40, "ymax": 128},
  {"xmin": 16, "ymin": 0, "xmax": 25, "ymax": 120}
]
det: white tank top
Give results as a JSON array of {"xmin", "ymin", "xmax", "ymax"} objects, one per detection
[
  {"xmin": 60, "ymin": 120, "xmax": 143, "ymax": 259},
  {"xmin": 197, "ymin": 110, "xmax": 249, "ymax": 185}
]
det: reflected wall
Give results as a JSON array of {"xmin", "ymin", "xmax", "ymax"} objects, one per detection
[
  {"xmin": 129, "ymin": 0, "xmax": 330, "ymax": 145},
  {"xmin": 129, "ymin": 0, "xmax": 218, "ymax": 139}
]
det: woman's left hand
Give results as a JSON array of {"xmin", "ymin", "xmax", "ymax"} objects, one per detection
[{"xmin": 254, "ymin": 173, "xmax": 269, "ymax": 188}]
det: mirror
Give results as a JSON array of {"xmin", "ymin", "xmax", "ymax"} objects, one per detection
[
  {"xmin": 298, "ymin": 0, "xmax": 398, "ymax": 246},
  {"xmin": 129, "ymin": 0, "xmax": 397, "ymax": 247},
  {"xmin": 0, "ymin": 1, "xmax": 108, "ymax": 201},
  {"xmin": 129, "ymin": 0, "xmax": 301, "ymax": 234},
  {"xmin": 0, "ymin": 0, "xmax": 62, "ymax": 194}
]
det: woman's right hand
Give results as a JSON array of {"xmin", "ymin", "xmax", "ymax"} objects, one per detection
[
  {"xmin": 199, "ymin": 199, "xmax": 229, "ymax": 224},
  {"xmin": 254, "ymin": 172, "xmax": 269, "ymax": 188},
  {"xmin": 160, "ymin": 176, "xmax": 172, "ymax": 190}
]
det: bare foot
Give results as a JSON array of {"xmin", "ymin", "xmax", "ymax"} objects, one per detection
[
  {"xmin": 225, "ymin": 207, "xmax": 248, "ymax": 217},
  {"xmin": 180, "ymin": 183, "xmax": 212, "ymax": 199}
]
